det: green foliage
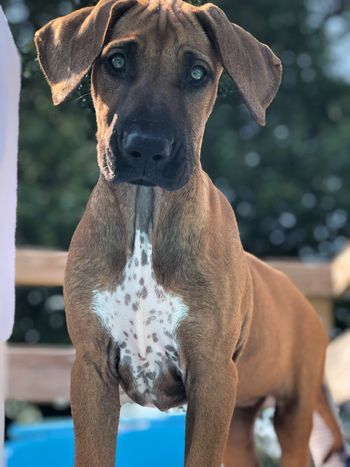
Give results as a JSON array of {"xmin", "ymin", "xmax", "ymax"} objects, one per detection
[
  {"xmin": 5, "ymin": 0, "xmax": 350, "ymax": 258},
  {"xmin": 3, "ymin": 0, "xmax": 350, "ymax": 343}
]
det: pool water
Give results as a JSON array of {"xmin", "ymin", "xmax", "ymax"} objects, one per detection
[{"xmin": 5, "ymin": 410, "xmax": 186, "ymax": 467}]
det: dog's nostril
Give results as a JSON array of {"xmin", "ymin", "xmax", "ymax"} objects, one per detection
[
  {"xmin": 152, "ymin": 154, "xmax": 164, "ymax": 162},
  {"xmin": 130, "ymin": 151, "xmax": 142, "ymax": 159},
  {"xmin": 122, "ymin": 131, "xmax": 172, "ymax": 163}
]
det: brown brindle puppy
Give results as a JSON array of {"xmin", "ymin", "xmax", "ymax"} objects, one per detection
[{"xmin": 35, "ymin": 1, "xmax": 346, "ymax": 466}]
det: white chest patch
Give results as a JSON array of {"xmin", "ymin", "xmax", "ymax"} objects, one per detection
[{"xmin": 91, "ymin": 230, "xmax": 188, "ymax": 407}]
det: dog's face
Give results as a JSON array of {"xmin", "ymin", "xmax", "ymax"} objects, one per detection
[
  {"xmin": 92, "ymin": 3, "xmax": 221, "ymax": 190},
  {"xmin": 35, "ymin": 0, "xmax": 282, "ymax": 191}
]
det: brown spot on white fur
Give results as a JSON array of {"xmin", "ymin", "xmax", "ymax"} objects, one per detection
[{"xmin": 91, "ymin": 229, "xmax": 188, "ymax": 407}]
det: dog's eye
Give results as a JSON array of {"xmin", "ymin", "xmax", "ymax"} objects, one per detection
[
  {"xmin": 190, "ymin": 65, "xmax": 206, "ymax": 82},
  {"xmin": 109, "ymin": 53, "xmax": 126, "ymax": 71}
]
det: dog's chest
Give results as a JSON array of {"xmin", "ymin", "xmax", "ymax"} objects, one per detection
[{"xmin": 91, "ymin": 230, "xmax": 188, "ymax": 409}]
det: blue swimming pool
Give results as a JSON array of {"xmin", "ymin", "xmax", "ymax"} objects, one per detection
[{"xmin": 5, "ymin": 413, "xmax": 186, "ymax": 467}]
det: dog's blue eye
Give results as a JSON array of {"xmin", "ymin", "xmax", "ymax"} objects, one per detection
[
  {"xmin": 191, "ymin": 65, "xmax": 206, "ymax": 82},
  {"xmin": 110, "ymin": 53, "xmax": 126, "ymax": 70}
]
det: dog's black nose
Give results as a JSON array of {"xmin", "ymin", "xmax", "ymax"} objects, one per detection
[{"xmin": 122, "ymin": 131, "xmax": 172, "ymax": 165}]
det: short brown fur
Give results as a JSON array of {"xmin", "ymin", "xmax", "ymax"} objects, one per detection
[{"xmin": 35, "ymin": 1, "xmax": 344, "ymax": 466}]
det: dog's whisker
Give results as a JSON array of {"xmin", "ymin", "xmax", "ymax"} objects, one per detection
[{"xmin": 75, "ymin": 92, "xmax": 91, "ymax": 101}]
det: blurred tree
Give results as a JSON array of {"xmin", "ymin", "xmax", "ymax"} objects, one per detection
[
  {"xmin": 199, "ymin": 0, "xmax": 350, "ymax": 260},
  {"xmin": 2, "ymin": 0, "xmax": 350, "ymax": 342},
  {"xmin": 4, "ymin": 0, "xmax": 350, "ymax": 257}
]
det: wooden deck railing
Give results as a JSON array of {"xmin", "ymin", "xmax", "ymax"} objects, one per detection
[{"xmin": 6, "ymin": 246, "xmax": 350, "ymax": 404}]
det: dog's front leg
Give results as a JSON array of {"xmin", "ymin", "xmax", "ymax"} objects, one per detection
[
  {"xmin": 184, "ymin": 359, "xmax": 238, "ymax": 467},
  {"xmin": 71, "ymin": 348, "xmax": 120, "ymax": 467}
]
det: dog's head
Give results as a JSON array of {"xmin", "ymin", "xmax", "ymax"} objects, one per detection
[{"xmin": 35, "ymin": 0, "xmax": 282, "ymax": 191}]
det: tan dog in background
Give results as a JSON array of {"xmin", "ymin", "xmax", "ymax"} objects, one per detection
[{"xmin": 35, "ymin": 1, "xmax": 346, "ymax": 466}]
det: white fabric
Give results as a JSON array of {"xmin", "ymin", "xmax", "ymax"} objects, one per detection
[{"xmin": 0, "ymin": 7, "xmax": 21, "ymax": 342}]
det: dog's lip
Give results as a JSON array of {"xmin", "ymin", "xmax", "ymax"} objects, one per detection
[
  {"xmin": 129, "ymin": 178, "xmax": 156, "ymax": 187},
  {"xmin": 106, "ymin": 140, "xmax": 191, "ymax": 190}
]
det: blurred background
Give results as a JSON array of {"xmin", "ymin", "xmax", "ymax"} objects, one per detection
[{"xmin": 1, "ymin": 0, "xmax": 350, "ymax": 463}]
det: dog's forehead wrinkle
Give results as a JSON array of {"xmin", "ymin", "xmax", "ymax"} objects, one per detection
[
  {"xmin": 107, "ymin": 1, "xmax": 209, "ymax": 54},
  {"xmin": 144, "ymin": 0, "xmax": 182, "ymax": 12},
  {"xmin": 105, "ymin": 31, "xmax": 209, "ymax": 78},
  {"xmin": 102, "ymin": 35, "xmax": 140, "ymax": 55}
]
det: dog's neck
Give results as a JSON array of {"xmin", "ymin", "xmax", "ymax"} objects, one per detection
[
  {"xmin": 134, "ymin": 185, "xmax": 155, "ymax": 239},
  {"xmin": 91, "ymin": 166, "xmax": 207, "ymax": 257},
  {"xmin": 108, "ymin": 182, "xmax": 160, "ymax": 252}
]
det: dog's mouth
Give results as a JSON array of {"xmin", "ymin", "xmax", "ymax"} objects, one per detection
[
  {"xmin": 104, "ymin": 149, "xmax": 157, "ymax": 188},
  {"xmin": 101, "ymin": 135, "xmax": 192, "ymax": 191},
  {"xmin": 129, "ymin": 179, "xmax": 156, "ymax": 187}
]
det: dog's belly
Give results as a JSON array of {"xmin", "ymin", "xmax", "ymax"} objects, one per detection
[{"xmin": 91, "ymin": 230, "xmax": 188, "ymax": 411}]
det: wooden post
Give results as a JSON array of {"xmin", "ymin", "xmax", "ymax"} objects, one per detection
[
  {"xmin": 308, "ymin": 298, "xmax": 334, "ymax": 335},
  {"xmin": 331, "ymin": 245, "xmax": 350, "ymax": 296},
  {"xmin": 326, "ymin": 330, "xmax": 350, "ymax": 405}
]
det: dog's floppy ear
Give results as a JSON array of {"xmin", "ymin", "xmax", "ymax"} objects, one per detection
[
  {"xmin": 195, "ymin": 3, "xmax": 282, "ymax": 126},
  {"xmin": 34, "ymin": 0, "xmax": 136, "ymax": 105}
]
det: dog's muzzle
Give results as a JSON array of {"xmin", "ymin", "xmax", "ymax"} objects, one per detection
[
  {"xmin": 107, "ymin": 123, "xmax": 191, "ymax": 191},
  {"xmin": 121, "ymin": 130, "xmax": 173, "ymax": 186}
]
